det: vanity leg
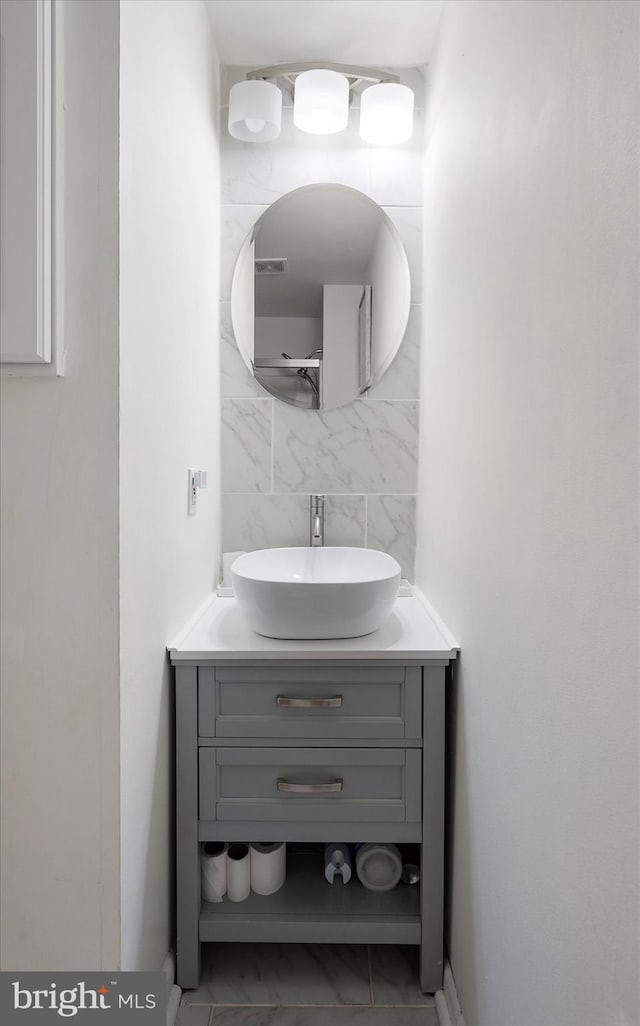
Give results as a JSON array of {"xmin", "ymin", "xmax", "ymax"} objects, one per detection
[
  {"xmin": 420, "ymin": 667, "xmax": 446, "ymax": 993},
  {"xmin": 175, "ymin": 666, "xmax": 201, "ymax": 989}
]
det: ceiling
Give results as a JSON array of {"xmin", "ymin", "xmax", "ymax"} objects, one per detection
[{"xmin": 204, "ymin": 1, "xmax": 444, "ymax": 66}]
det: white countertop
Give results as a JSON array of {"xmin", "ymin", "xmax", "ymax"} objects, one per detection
[{"xmin": 168, "ymin": 593, "xmax": 458, "ymax": 663}]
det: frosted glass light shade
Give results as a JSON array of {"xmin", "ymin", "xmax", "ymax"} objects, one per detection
[
  {"xmin": 294, "ymin": 69, "xmax": 349, "ymax": 135},
  {"xmin": 360, "ymin": 83, "xmax": 414, "ymax": 145},
  {"xmin": 228, "ymin": 80, "xmax": 282, "ymax": 142}
]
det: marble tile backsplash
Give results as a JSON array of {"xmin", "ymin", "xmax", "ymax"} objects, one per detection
[
  {"xmin": 219, "ymin": 68, "xmax": 425, "ymax": 580},
  {"xmin": 273, "ymin": 401, "xmax": 419, "ymax": 494}
]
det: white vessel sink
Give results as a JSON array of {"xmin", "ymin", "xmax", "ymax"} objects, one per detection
[{"xmin": 231, "ymin": 547, "xmax": 401, "ymax": 640}]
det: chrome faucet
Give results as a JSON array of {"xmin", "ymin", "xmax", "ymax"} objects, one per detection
[{"xmin": 310, "ymin": 495, "xmax": 325, "ymax": 547}]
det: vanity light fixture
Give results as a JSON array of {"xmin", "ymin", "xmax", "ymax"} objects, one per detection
[
  {"xmin": 228, "ymin": 78, "xmax": 282, "ymax": 141},
  {"xmin": 293, "ymin": 69, "xmax": 349, "ymax": 135},
  {"xmin": 360, "ymin": 82, "xmax": 414, "ymax": 145},
  {"xmin": 227, "ymin": 62, "xmax": 414, "ymax": 145}
]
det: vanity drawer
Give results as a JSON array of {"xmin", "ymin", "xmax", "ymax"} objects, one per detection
[
  {"xmin": 198, "ymin": 747, "xmax": 421, "ymax": 824},
  {"xmin": 198, "ymin": 665, "xmax": 421, "ymax": 740}
]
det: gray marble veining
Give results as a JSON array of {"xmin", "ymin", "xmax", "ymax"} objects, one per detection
[
  {"xmin": 222, "ymin": 399, "xmax": 272, "ymax": 493},
  {"xmin": 323, "ymin": 495, "xmax": 366, "ymax": 547},
  {"xmin": 180, "ymin": 944, "xmax": 441, "ymax": 1025},
  {"xmin": 221, "ymin": 494, "xmax": 366, "ymax": 553},
  {"xmin": 366, "ymin": 495, "xmax": 417, "ymax": 580},
  {"xmin": 176, "ymin": 1005, "xmax": 212, "ymax": 1026},
  {"xmin": 367, "ymin": 305, "xmax": 421, "ymax": 400},
  {"xmin": 220, "ymin": 302, "xmax": 265, "ymax": 399},
  {"xmin": 370, "ymin": 945, "xmax": 436, "ymax": 1007},
  {"xmin": 209, "ymin": 1007, "xmax": 439, "ymax": 1025},
  {"xmin": 273, "ymin": 401, "xmax": 419, "ymax": 495},
  {"xmin": 184, "ymin": 944, "xmax": 371, "ymax": 1007},
  {"xmin": 222, "ymin": 493, "xmax": 309, "ymax": 551}
]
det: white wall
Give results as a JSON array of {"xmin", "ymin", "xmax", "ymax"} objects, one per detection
[
  {"xmin": 417, "ymin": 2, "xmax": 639, "ymax": 1025},
  {"xmin": 322, "ymin": 285, "xmax": 360, "ymax": 409},
  {"xmin": 0, "ymin": 0, "xmax": 121, "ymax": 969},
  {"xmin": 255, "ymin": 316, "xmax": 322, "ymax": 358},
  {"xmin": 119, "ymin": 0, "xmax": 221, "ymax": 970}
]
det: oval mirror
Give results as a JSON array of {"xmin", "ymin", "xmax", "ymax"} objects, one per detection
[{"xmin": 230, "ymin": 184, "xmax": 411, "ymax": 410}]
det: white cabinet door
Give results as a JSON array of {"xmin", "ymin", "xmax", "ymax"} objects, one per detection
[{"xmin": 0, "ymin": 0, "xmax": 52, "ymax": 364}]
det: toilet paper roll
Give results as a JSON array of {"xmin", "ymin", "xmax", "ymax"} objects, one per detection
[
  {"xmin": 201, "ymin": 842, "xmax": 228, "ymax": 903},
  {"xmin": 227, "ymin": 842, "xmax": 251, "ymax": 902},
  {"xmin": 249, "ymin": 842, "xmax": 286, "ymax": 895}
]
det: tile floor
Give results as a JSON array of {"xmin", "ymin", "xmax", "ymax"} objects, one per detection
[{"xmin": 177, "ymin": 944, "xmax": 440, "ymax": 1025}]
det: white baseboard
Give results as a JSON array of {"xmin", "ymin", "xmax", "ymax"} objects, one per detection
[
  {"xmin": 435, "ymin": 988, "xmax": 453, "ymax": 1026},
  {"xmin": 162, "ymin": 950, "xmax": 182, "ymax": 1026},
  {"xmin": 162, "ymin": 950, "xmax": 175, "ymax": 988},
  {"xmin": 435, "ymin": 959, "xmax": 465, "ymax": 1026},
  {"xmin": 166, "ymin": 985, "xmax": 181, "ymax": 1026}
]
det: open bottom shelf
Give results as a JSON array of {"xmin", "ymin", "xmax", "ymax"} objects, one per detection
[{"xmin": 199, "ymin": 846, "xmax": 420, "ymax": 944}]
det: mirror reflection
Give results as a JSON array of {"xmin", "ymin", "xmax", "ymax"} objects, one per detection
[{"xmin": 230, "ymin": 184, "xmax": 411, "ymax": 410}]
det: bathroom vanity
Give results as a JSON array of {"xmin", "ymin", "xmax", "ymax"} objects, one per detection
[{"xmin": 169, "ymin": 594, "xmax": 457, "ymax": 993}]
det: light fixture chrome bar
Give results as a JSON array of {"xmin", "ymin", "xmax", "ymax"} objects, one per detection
[{"xmin": 246, "ymin": 61, "xmax": 400, "ymax": 92}]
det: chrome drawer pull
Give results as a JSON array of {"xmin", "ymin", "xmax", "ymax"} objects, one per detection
[
  {"xmin": 276, "ymin": 695, "xmax": 343, "ymax": 708},
  {"xmin": 277, "ymin": 778, "xmax": 343, "ymax": 794}
]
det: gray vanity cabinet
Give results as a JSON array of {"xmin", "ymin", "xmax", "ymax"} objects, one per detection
[{"xmin": 175, "ymin": 659, "xmax": 446, "ymax": 994}]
